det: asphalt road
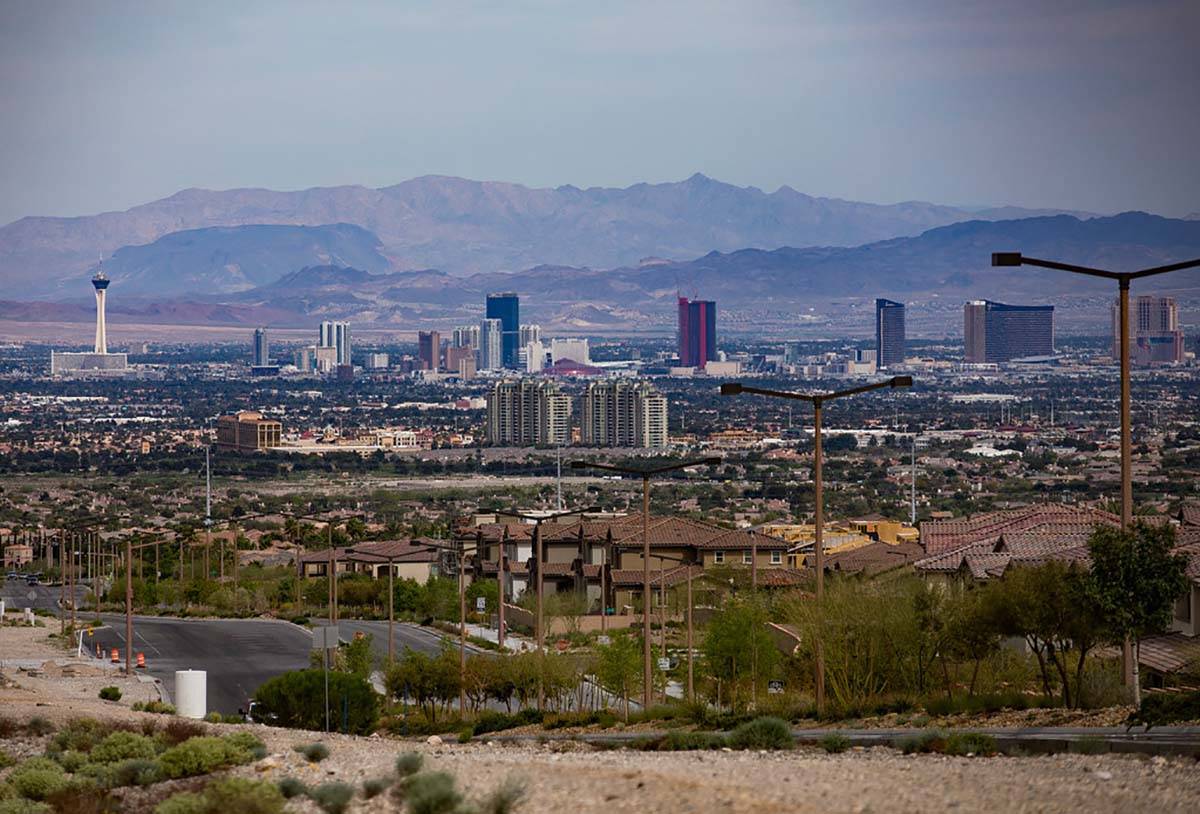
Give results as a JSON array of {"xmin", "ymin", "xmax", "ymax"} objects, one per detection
[
  {"xmin": 316, "ymin": 619, "xmax": 485, "ymax": 663},
  {"xmin": 0, "ymin": 580, "xmax": 88, "ymax": 613},
  {"xmin": 91, "ymin": 615, "xmax": 312, "ymax": 715}
]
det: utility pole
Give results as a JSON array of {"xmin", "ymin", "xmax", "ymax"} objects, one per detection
[
  {"xmin": 125, "ymin": 537, "xmax": 133, "ymax": 677},
  {"xmin": 911, "ymin": 434, "xmax": 917, "ymax": 526}
]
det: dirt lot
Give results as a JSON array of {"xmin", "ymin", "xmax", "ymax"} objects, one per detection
[{"xmin": 3, "ymin": 620, "xmax": 1200, "ymax": 813}]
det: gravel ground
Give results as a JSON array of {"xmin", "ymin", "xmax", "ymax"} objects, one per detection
[{"xmin": 4, "ymin": 621, "xmax": 1200, "ymax": 813}]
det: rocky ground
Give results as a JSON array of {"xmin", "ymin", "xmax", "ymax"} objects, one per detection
[{"xmin": 4, "ymin": 620, "xmax": 1200, "ymax": 813}]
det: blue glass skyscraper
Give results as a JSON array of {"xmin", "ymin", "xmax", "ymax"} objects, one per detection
[{"xmin": 486, "ymin": 292, "xmax": 520, "ymax": 368}]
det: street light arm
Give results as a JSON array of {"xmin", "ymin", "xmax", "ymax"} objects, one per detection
[
  {"xmin": 1130, "ymin": 258, "xmax": 1200, "ymax": 279},
  {"xmin": 824, "ymin": 376, "xmax": 913, "ymax": 402},
  {"xmin": 991, "ymin": 253, "xmax": 1121, "ymax": 280},
  {"xmin": 568, "ymin": 458, "xmax": 720, "ymax": 477},
  {"xmin": 720, "ymin": 383, "xmax": 816, "ymax": 403},
  {"xmin": 721, "ymin": 378, "xmax": 910, "ymax": 404},
  {"xmin": 494, "ymin": 505, "xmax": 603, "ymax": 522}
]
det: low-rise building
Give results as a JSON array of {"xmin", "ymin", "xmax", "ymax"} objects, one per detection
[{"xmin": 215, "ymin": 411, "xmax": 282, "ymax": 452}]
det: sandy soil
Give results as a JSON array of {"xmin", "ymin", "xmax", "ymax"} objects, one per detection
[{"xmin": 3, "ymin": 619, "xmax": 1199, "ymax": 813}]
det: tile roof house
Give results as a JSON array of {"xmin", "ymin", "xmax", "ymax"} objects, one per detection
[
  {"xmin": 916, "ymin": 502, "xmax": 1200, "ymax": 683},
  {"xmin": 458, "ymin": 514, "xmax": 799, "ymax": 620}
]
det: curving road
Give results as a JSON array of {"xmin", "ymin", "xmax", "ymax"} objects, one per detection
[
  {"xmin": 91, "ymin": 615, "xmax": 312, "ymax": 715},
  {"xmin": 85, "ymin": 615, "xmax": 469, "ymax": 715}
]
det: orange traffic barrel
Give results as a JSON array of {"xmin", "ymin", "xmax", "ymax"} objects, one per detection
[
  {"xmin": 110, "ymin": 648, "xmax": 119, "ymax": 663},
  {"xmin": 136, "ymin": 652, "xmax": 145, "ymax": 668}
]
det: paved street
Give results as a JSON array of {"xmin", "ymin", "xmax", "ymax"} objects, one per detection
[
  {"xmin": 316, "ymin": 618, "xmax": 485, "ymax": 662},
  {"xmin": 0, "ymin": 580, "xmax": 88, "ymax": 613},
  {"xmin": 91, "ymin": 615, "xmax": 311, "ymax": 715}
]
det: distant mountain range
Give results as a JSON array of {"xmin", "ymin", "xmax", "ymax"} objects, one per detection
[
  {"xmin": 7, "ymin": 211, "xmax": 1191, "ymax": 333},
  {"xmin": 0, "ymin": 173, "xmax": 1097, "ymax": 297}
]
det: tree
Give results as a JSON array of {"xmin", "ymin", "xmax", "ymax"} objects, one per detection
[
  {"xmin": 594, "ymin": 633, "xmax": 641, "ymax": 720},
  {"xmin": 1087, "ymin": 522, "xmax": 1189, "ymax": 702},
  {"xmin": 702, "ymin": 598, "xmax": 778, "ymax": 710},
  {"xmin": 989, "ymin": 561, "xmax": 1106, "ymax": 708}
]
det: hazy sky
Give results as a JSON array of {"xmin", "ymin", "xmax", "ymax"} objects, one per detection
[{"xmin": 2, "ymin": 0, "xmax": 1198, "ymax": 225}]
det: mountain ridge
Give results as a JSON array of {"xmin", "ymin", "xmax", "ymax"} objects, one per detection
[{"xmin": 0, "ymin": 173, "xmax": 1099, "ymax": 296}]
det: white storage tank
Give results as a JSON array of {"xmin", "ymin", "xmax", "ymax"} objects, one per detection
[{"xmin": 175, "ymin": 670, "xmax": 207, "ymax": 719}]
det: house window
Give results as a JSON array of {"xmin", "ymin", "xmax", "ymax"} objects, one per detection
[
  {"xmin": 714, "ymin": 551, "xmax": 725, "ymax": 564},
  {"xmin": 742, "ymin": 550, "xmax": 752, "ymax": 565},
  {"xmin": 770, "ymin": 551, "xmax": 782, "ymax": 565},
  {"xmin": 1176, "ymin": 592, "xmax": 1192, "ymax": 624}
]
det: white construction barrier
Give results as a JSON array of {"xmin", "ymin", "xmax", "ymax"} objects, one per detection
[{"xmin": 175, "ymin": 670, "xmax": 207, "ymax": 719}]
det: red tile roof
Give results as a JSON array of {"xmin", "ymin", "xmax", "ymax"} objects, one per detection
[
  {"xmin": 819, "ymin": 541, "xmax": 925, "ymax": 576},
  {"xmin": 1137, "ymin": 632, "xmax": 1200, "ymax": 675},
  {"xmin": 920, "ymin": 504, "xmax": 1119, "ymax": 556}
]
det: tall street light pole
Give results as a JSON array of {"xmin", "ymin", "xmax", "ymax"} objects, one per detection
[
  {"xmin": 495, "ymin": 506, "xmax": 601, "ymax": 711},
  {"xmin": 569, "ymin": 458, "xmax": 720, "ymax": 709},
  {"xmin": 991, "ymin": 252, "xmax": 1200, "ymax": 699},
  {"xmin": 721, "ymin": 376, "xmax": 912, "ymax": 714}
]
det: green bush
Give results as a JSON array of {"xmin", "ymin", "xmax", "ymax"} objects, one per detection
[
  {"xmin": 7, "ymin": 759, "xmax": 67, "ymax": 801},
  {"xmin": 50, "ymin": 719, "xmax": 109, "ymax": 754},
  {"xmin": 203, "ymin": 778, "xmax": 285, "ymax": 814},
  {"xmin": 24, "ymin": 718, "xmax": 54, "ymax": 737},
  {"xmin": 470, "ymin": 709, "xmax": 542, "ymax": 736},
  {"xmin": 728, "ymin": 717, "xmax": 794, "ymax": 751},
  {"xmin": 897, "ymin": 730, "xmax": 948, "ymax": 755},
  {"xmin": 113, "ymin": 758, "xmax": 164, "ymax": 787},
  {"xmin": 944, "ymin": 732, "xmax": 997, "ymax": 757},
  {"xmin": 161, "ymin": 719, "xmax": 208, "ymax": 746},
  {"xmin": 98, "ymin": 686, "xmax": 122, "ymax": 702},
  {"xmin": 657, "ymin": 731, "xmax": 727, "ymax": 751},
  {"xmin": 203, "ymin": 712, "xmax": 222, "ymax": 724},
  {"xmin": 297, "ymin": 742, "xmax": 329, "ymax": 763},
  {"xmin": 307, "ymin": 782, "xmax": 354, "ymax": 814},
  {"xmin": 404, "ymin": 772, "xmax": 463, "ymax": 814},
  {"xmin": 361, "ymin": 777, "xmax": 392, "ymax": 799},
  {"xmin": 0, "ymin": 799, "xmax": 52, "ymax": 814},
  {"xmin": 159, "ymin": 736, "xmax": 250, "ymax": 779},
  {"xmin": 90, "ymin": 731, "xmax": 158, "ymax": 764},
  {"xmin": 132, "ymin": 700, "xmax": 177, "ymax": 715},
  {"xmin": 0, "ymin": 752, "xmax": 13, "ymax": 770},
  {"xmin": 1127, "ymin": 690, "xmax": 1200, "ymax": 730},
  {"xmin": 154, "ymin": 792, "xmax": 208, "ymax": 814},
  {"xmin": 277, "ymin": 778, "xmax": 307, "ymax": 799},
  {"xmin": 253, "ymin": 670, "xmax": 378, "ymax": 735},
  {"xmin": 818, "ymin": 733, "xmax": 851, "ymax": 754},
  {"xmin": 222, "ymin": 732, "xmax": 267, "ymax": 762},
  {"xmin": 480, "ymin": 776, "xmax": 527, "ymax": 814},
  {"xmin": 52, "ymin": 751, "xmax": 86, "ymax": 773},
  {"xmin": 395, "ymin": 752, "xmax": 424, "ymax": 777},
  {"xmin": 75, "ymin": 762, "xmax": 118, "ymax": 789}
]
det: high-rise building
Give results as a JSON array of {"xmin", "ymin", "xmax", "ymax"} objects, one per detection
[
  {"xmin": 479, "ymin": 318, "xmax": 503, "ymax": 370},
  {"xmin": 418, "ymin": 330, "xmax": 441, "ymax": 371},
  {"xmin": 452, "ymin": 325, "xmax": 480, "ymax": 349},
  {"xmin": 445, "ymin": 346, "xmax": 474, "ymax": 375},
  {"xmin": 522, "ymin": 342, "xmax": 546, "ymax": 373},
  {"xmin": 581, "ymin": 379, "xmax": 668, "ymax": 448},
  {"xmin": 50, "ymin": 267, "xmax": 129, "ymax": 374},
  {"xmin": 519, "ymin": 324, "xmax": 541, "ymax": 347},
  {"xmin": 486, "ymin": 292, "xmax": 520, "ymax": 368},
  {"xmin": 963, "ymin": 300, "xmax": 1054, "ymax": 363},
  {"xmin": 677, "ymin": 296, "xmax": 717, "ymax": 369},
  {"xmin": 875, "ymin": 299, "xmax": 906, "ymax": 368},
  {"xmin": 365, "ymin": 352, "xmax": 390, "ymax": 370},
  {"xmin": 549, "ymin": 337, "xmax": 590, "ymax": 365},
  {"xmin": 319, "ymin": 321, "xmax": 351, "ymax": 366},
  {"xmin": 485, "ymin": 379, "xmax": 571, "ymax": 446},
  {"xmin": 252, "ymin": 328, "xmax": 269, "ymax": 367},
  {"xmin": 1112, "ymin": 295, "xmax": 1185, "ymax": 365}
]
